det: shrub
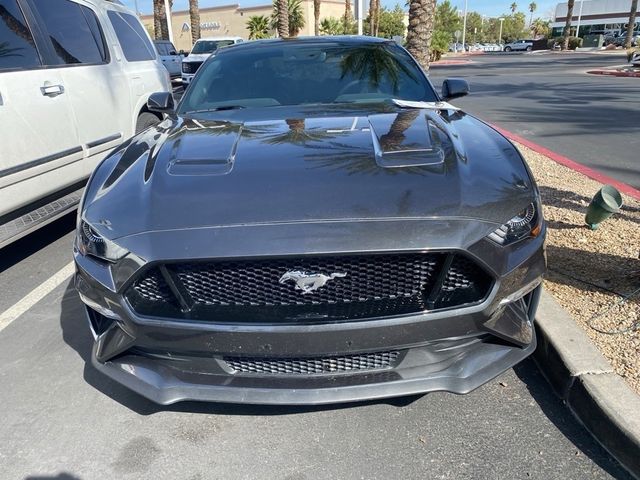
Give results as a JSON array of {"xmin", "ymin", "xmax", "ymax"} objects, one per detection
[
  {"xmin": 430, "ymin": 30, "xmax": 450, "ymax": 62},
  {"xmin": 548, "ymin": 36, "xmax": 583, "ymax": 50}
]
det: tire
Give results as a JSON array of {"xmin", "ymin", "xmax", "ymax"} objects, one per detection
[
  {"xmin": 135, "ymin": 112, "xmax": 161, "ymax": 134},
  {"xmin": 526, "ymin": 46, "xmax": 532, "ymax": 51},
  {"xmin": 504, "ymin": 46, "xmax": 512, "ymax": 52}
]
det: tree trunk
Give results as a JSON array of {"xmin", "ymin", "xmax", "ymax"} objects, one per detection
[
  {"xmin": 562, "ymin": 0, "xmax": 575, "ymax": 50},
  {"xmin": 625, "ymin": 0, "xmax": 638, "ymax": 49},
  {"xmin": 277, "ymin": 0, "xmax": 289, "ymax": 38},
  {"xmin": 189, "ymin": 0, "xmax": 201, "ymax": 44},
  {"xmin": 406, "ymin": 0, "xmax": 435, "ymax": 70},
  {"xmin": 368, "ymin": 0, "xmax": 377, "ymax": 35},
  {"xmin": 314, "ymin": 0, "xmax": 321, "ymax": 36},
  {"xmin": 153, "ymin": 0, "xmax": 163, "ymax": 40},
  {"xmin": 344, "ymin": 0, "xmax": 351, "ymax": 33}
]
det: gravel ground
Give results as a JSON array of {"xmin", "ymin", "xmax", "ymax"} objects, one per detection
[{"xmin": 517, "ymin": 143, "xmax": 640, "ymax": 394}]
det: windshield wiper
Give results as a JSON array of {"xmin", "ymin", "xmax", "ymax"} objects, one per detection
[{"xmin": 187, "ymin": 105, "xmax": 246, "ymax": 114}]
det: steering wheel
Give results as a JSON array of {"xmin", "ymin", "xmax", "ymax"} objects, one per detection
[{"xmin": 337, "ymin": 80, "xmax": 366, "ymax": 97}]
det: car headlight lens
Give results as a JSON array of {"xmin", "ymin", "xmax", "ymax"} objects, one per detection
[
  {"xmin": 76, "ymin": 220, "xmax": 128, "ymax": 263},
  {"xmin": 488, "ymin": 202, "xmax": 541, "ymax": 245}
]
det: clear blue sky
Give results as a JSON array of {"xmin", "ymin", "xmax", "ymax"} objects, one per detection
[{"xmin": 121, "ymin": 0, "xmax": 557, "ymax": 20}]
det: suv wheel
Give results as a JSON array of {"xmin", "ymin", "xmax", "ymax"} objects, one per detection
[
  {"xmin": 526, "ymin": 46, "xmax": 532, "ymax": 51},
  {"xmin": 136, "ymin": 112, "xmax": 161, "ymax": 133},
  {"xmin": 504, "ymin": 46, "xmax": 512, "ymax": 52}
]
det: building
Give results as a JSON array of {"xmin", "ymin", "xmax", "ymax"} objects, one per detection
[
  {"xmin": 141, "ymin": 1, "xmax": 353, "ymax": 52},
  {"xmin": 551, "ymin": 0, "xmax": 639, "ymax": 37}
]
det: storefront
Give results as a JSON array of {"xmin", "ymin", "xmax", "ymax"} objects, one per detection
[
  {"xmin": 551, "ymin": 0, "xmax": 638, "ymax": 37},
  {"xmin": 141, "ymin": 1, "xmax": 350, "ymax": 52}
]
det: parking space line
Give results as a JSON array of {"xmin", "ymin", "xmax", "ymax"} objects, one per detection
[{"xmin": 0, "ymin": 261, "xmax": 75, "ymax": 333}]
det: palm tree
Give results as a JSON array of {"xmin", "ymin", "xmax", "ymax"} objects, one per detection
[
  {"xmin": 272, "ymin": 0, "xmax": 305, "ymax": 37},
  {"xmin": 189, "ymin": 0, "xmax": 201, "ymax": 44},
  {"xmin": 153, "ymin": 0, "xmax": 173, "ymax": 40},
  {"xmin": 562, "ymin": 0, "xmax": 575, "ymax": 50},
  {"xmin": 528, "ymin": 2, "xmax": 537, "ymax": 26},
  {"xmin": 276, "ymin": 0, "xmax": 289, "ymax": 37},
  {"xmin": 510, "ymin": 2, "xmax": 517, "ymax": 13},
  {"xmin": 368, "ymin": 0, "xmax": 379, "ymax": 35},
  {"xmin": 340, "ymin": 45, "xmax": 416, "ymax": 91},
  {"xmin": 247, "ymin": 15, "xmax": 271, "ymax": 39},
  {"xmin": 625, "ymin": 0, "xmax": 638, "ymax": 49},
  {"xmin": 320, "ymin": 17, "xmax": 343, "ymax": 35},
  {"xmin": 343, "ymin": 0, "xmax": 352, "ymax": 33},
  {"xmin": 314, "ymin": 0, "xmax": 321, "ymax": 36},
  {"xmin": 405, "ymin": 0, "xmax": 436, "ymax": 70}
]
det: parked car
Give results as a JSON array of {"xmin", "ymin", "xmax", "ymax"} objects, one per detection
[
  {"xmin": 630, "ymin": 50, "xmax": 640, "ymax": 67},
  {"xmin": 75, "ymin": 36, "xmax": 546, "ymax": 405},
  {"xmin": 503, "ymin": 39, "xmax": 534, "ymax": 52},
  {"xmin": 154, "ymin": 40, "xmax": 182, "ymax": 78},
  {"xmin": 0, "ymin": 0, "xmax": 170, "ymax": 248},
  {"xmin": 181, "ymin": 36, "xmax": 243, "ymax": 85},
  {"xmin": 614, "ymin": 33, "xmax": 639, "ymax": 47}
]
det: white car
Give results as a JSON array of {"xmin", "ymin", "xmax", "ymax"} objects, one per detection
[
  {"xmin": 503, "ymin": 40, "xmax": 534, "ymax": 52},
  {"xmin": 181, "ymin": 37, "xmax": 243, "ymax": 85},
  {"xmin": 0, "ymin": 0, "xmax": 171, "ymax": 247}
]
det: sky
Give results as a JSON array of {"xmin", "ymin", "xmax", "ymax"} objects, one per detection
[{"xmin": 121, "ymin": 0, "xmax": 559, "ymax": 20}]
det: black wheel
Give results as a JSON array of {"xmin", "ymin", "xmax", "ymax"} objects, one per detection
[
  {"xmin": 526, "ymin": 46, "xmax": 532, "ymax": 51},
  {"xmin": 504, "ymin": 46, "xmax": 512, "ymax": 52},
  {"xmin": 135, "ymin": 112, "xmax": 161, "ymax": 133}
]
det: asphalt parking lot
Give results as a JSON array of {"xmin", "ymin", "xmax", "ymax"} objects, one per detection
[
  {"xmin": 0, "ymin": 56, "xmax": 636, "ymax": 479},
  {"xmin": 429, "ymin": 52, "xmax": 640, "ymax": 189}
]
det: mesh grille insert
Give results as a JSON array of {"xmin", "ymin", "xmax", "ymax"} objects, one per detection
[
  {"xmin": 127, "ymin": 253, "xmax": 493, "ymax": 323},
  {"xmin": 224, "ymin": 351, "xmax": 400, "ymax": 375}
]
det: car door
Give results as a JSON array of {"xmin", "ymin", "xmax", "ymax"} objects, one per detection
[
  {"xmin": 0, "ymin": 0, "xmax": 82, "ymax": 216},
  {"xmin": 28, "ymin": 0, "xmax": 125, "ymax": 175},
  {"xmin": 165, "ymin": 42, "xmax": 181, "ymax": 77}
]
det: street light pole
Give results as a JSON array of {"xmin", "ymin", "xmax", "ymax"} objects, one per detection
[
  {"xmin": 575, "ymin": 0, "xmax": 584, "ymax": 38},
  {"xmin": 357, "ymin": 0, "xmax": 363, "ymax": 35},
  {"xmin": 133, "ymin": 0, "xmax": 139, "ymax": 15},
  {"xmin": 461, "ymin": 0, "xmax": 468, "ymax": 50},
  {"xmin": 498, "ymin": 17, "xmax": 505, "ymax": 44},
  {"xmin": 163, "ymin": 0, "xmax": 174, "ymax": 43}
]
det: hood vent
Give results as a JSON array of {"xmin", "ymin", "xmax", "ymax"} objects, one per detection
[{"xmin": 369, "ymin": 111, "xmax": 445, "ymax": 168}]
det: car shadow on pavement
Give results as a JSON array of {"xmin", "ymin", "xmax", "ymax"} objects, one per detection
[
  {"xmin": 59, "ymin": 282, "xmax": 424, "ymax": 417},
  {"xmin": 512, "ymin": 362, "xmax": 633, "ymax": 479},
  {"xmin": 25, "ymin": 474, "xmax": 82, "ymax": 480}
]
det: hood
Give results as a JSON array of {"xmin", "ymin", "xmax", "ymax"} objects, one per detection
[
  {"xmin": 183, "ymin": 53, "xmax": 213, "ymax": 62},
  {"xmin": 83, "ymin": 104, "xmax": 535, "ymax": 240}
]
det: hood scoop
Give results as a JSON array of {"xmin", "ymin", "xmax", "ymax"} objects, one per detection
[
  {"xmin": 369, "ymin": 111, "xmax": 445, "ymax": 168},
  {"xmin": 167, "ymin": 121, "xmax": 242, "ymax": 176}
]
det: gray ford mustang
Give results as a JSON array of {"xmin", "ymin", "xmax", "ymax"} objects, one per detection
[{"xmin": 74, "ymin": 36, "xmax": 546, "ymax": 405}]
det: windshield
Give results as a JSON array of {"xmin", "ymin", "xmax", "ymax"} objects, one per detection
[
  {"xmin": 179, "ymin": 42, "xmax": 438, "ymax": 113},
  {"xmin": 191, "ymin": 40, "xmax": 235, "ymax": 54}
]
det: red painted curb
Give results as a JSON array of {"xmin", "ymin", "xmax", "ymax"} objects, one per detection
[
  {"xmin": 491, "ymin": 125, "xmax": 640, "ymax": 201},
  {"xmin": 587, "ymin": 69, "xmax": 640, "ymax": 77}
]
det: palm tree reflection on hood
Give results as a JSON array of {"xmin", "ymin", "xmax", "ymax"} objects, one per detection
[
  {"xmin": 264, "ymin": 118, "xmax": 339, "ymax": 146},
  {"xmin": 339, "ymin": 45, "xmax": 417, "ymax": 95}
]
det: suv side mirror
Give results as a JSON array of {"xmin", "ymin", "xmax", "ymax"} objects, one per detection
[
  {"xmin": 147, "ymin": 92, "xmax": 175, "ymax": 115},
  {"xmin": 441, "ymin": 78, "xmax": 469, "ymax": 101}
]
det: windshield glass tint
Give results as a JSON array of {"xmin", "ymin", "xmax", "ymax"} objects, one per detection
[
  {"xmin": 191, "ymin": 40, "xmax": 234, "ymax": 54},
  {"xmin": 179, "ymin": 42, "xmax": 436, "ymax": 113}
]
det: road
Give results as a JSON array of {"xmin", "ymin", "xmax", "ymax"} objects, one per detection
[
  {"xmin": 0, "ymin": 58, "xmax": 635, "ymax": 479},
  {"xmin": 429, "ymin": 52, "xmax": 640, "ymax": 189}
]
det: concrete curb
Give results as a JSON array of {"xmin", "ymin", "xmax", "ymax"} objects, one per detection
[
  {"xmin": 534, "ymin": 291, "xmax": 640, "ymax": 479},
  {"xmin": 587, "ymin": 69, "xmax": 640, "ymax": 78}
]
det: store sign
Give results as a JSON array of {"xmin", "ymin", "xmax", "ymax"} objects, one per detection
[{"xmin": 201, "ymin": 21, "xmax": 221, "ymax": 30}]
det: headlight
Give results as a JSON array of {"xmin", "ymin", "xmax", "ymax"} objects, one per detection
[
  {"xmin": 75, "ymin": 219, "xmax": 128, "ymax": 262},
  {"xmin": 488, "ymin": 202, "xmax": 542, "ymax": 246}
]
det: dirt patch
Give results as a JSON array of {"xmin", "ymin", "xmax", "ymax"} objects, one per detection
[{"xmin": 516, "ymin": 143, "xmax": 640, "ymax": 394}]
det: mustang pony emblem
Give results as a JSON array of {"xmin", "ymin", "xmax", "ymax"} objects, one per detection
[{"xmin": 279, "ymin": 271, "xmax": 347, "ymax": 294}]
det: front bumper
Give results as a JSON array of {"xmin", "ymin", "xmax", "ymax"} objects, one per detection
[{"xmin": 74, "ymin": 222, "xmax": 546, "ymax": 405}]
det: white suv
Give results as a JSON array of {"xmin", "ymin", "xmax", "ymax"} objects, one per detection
[
  {"xmin": 181, "ymin": 37, "xmax": 243, "ymax": 85},
  {"xmin": 0, "ymin": 0, "xmax": 171, "ymax": 247}
]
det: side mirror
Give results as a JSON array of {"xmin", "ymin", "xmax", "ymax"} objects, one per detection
[
  {"xmin": 169, "ymin": 50, "xmax": 178, "ymax": 56},
  {"xmin": 441, "ymin": 78, "xmax": 470, "ymax": 101},
  {"xmin": 147, "ymin": 92, "xmax": 175, "ymax": 115}
]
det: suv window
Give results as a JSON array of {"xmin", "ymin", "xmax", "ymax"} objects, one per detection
[
  {"xmin": 108, "ymin": 10, "xmax": 156, "ymax": 62},
  {"xmin": 155, "ymin": 42, "xmax": 168, "ymax": 55},
  {"xmin": 191, "ymin": 40, "xmax": 235, "ymax": 54},
  {"xmin": 0, "ymin": 0, "xmax": 41, "ymax": 70},
  {"xmin": 31, "ymin": 0, "xmax": 107, "ymax": 65}
]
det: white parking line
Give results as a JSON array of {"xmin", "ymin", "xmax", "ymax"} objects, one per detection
[{"xmin": 0, "ymin": 261, "xmax": 75, "ymax": 333}]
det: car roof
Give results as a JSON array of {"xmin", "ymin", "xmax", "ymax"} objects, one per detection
[
  {"xmin": 196, "ymin": 37, "xmax": 243, "ymax": 41},
  {"xmin": 223, "ymin": 35, "xmax": 394, "ymax": 52}
]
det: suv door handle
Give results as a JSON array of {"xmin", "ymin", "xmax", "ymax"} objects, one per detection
[{"xmin": 41, "ymin": 84, "xmax": 65, "ymax": 97}]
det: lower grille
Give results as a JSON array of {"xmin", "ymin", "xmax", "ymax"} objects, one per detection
[
  {"xmin": 126, "ymin": 252, "xmax": 493, "ymax": 323},
  {"xmin": 224, "ymin": 351, "xmax": 400, "ymax": 375}
]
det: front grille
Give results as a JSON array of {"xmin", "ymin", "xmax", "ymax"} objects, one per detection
[
  {"xmin": 224, "ymin": 351, "xmax": 400, "ymax": 375},
  {"xmin": 126, "ymin": 253, "xmax": 493, "ymax": 323},
  {"xmin": 181, "ymin": 61, "xmax": 202, "ymax": 74}
]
